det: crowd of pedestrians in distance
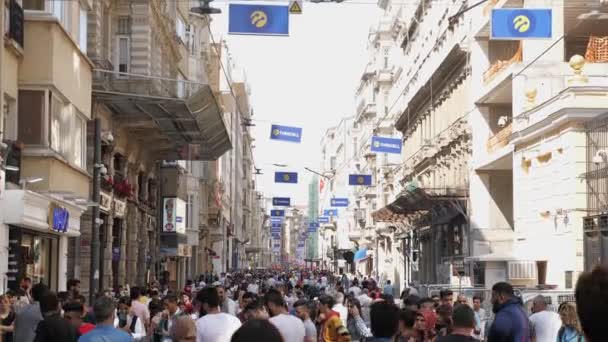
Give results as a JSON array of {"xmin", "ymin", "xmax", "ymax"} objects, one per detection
[{"xmin": 0, "ymin": 264, "xmax": 606, "ymax": 342}]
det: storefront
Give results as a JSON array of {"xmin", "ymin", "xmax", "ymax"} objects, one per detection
[{"xmin": 2, "ymin": 190, "xmax": 85, "ymax": 291}]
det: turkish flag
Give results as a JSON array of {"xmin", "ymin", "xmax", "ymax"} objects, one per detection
[{"xmin": 319, "ymin": 178, "xmax": 325, "ymax": 193}]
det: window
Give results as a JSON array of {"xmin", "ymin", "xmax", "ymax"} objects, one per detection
[
  {"xmin": 116, "ymin": 36, "xmax": 130, "ymax": 75},
  {"xmin": 18, "ymin": 90, "xmax": 46, "ymax": 145},
  {"xmin": 22, "ymin": 0, "xmax": 43, "ymax": 10},
  {"xmin": 3, "ymin": 0, "xmax": 9, "ymax": 35},
  {"xmin": 383, "ymin": 47, "xmax": 390, "ymax": 69},
  {"xmin": 51, "ymin": 1, "xmax": 69, "ymax": 32},
  {"xmin": 176, "ymin": 15, "xmax": 186, "ymax": 44},
  {"xmin": 117, "ymin": 16, "xmax": 131, "ymax": 35},
  {"xmin": 78, "ymin": 7, "xmax": 87, "ymax": 53},
  {"xmin": 49, "ymin": 93, "xmax": 86, "ymax": 168},
  {"xmin": 177, "ymin": 73, "xmax": 186, "ymax": 99}
]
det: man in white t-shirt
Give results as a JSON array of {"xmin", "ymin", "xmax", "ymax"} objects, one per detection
[
  {"xmin": 246, "ymin": 282, "xmax": 259, "ymax": 295},
  {"xmin": 216, "ymin": 285, "xmax": 238, "ymax": 316},
  {"xmin": 196, "ymin": 287, "xmax": 241, "ymax": 342},
  {"xmin": 264, "ymin": 289, "xmax": 305, "ymax": 342},
  {"xmin": 529, "ymin": 295, "xmax": 561, "ymax": 342},
  {"xmin": 332, "ymin": 292, "xmax": 348, "ymax": 327}
]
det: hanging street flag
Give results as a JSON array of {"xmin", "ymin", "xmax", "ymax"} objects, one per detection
[
  {"xmin": 319, "ymin": 178, "xmax": 325, "ymax": 193},
  {"xmin": 270, "ymin": 209, "xmax": 285, "ymax": 217},
  {"xmin": 275, "ymin": 171, "xmax": 298, "ymax": 184},
  {"xmin": 272, "ymin": 197, "xmax": 291, "ymax": 206},
  {"xmin": 349, "ymin": 174, "xmax": 372, "ymax": 186},
  {"xmin": 371, "ymin": 136, "xmax": 402, "ymax": 154},
  {"xmin": 229, "ymin": 4, "xmax": 290, "ymax": 37},
  {"xmin": 270, "ymin": 124, "xmax": 302, "ymax": 143},
  {"xmin": 319, "ymin": 216, "xmax": 330, "ymax": 224},
  {"xmin": 308, "ymin": 222, "xmax": 319, "ymax": 232},
  {"xmin": 491, "ymin": 8, "xmax": 552, "ymax": 40},
  {"xmin": 323, "ymin": 209, "xmax": 338, "ymax": 217},
  {"xmin": 331, "ymin": 198, "xmax": 349, "ymax": 207}
]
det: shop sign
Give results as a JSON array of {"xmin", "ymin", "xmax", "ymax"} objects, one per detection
[
  {"xmin": 163, "ymin": 197, "xmax": 186, "ymax": 234},
  {"xmin": 49, "ymin": 204, "xmax": 69, "ymax": 233},
  {"xmin": 100, "ymin": 192, "xmax": 112, "ymax": 212},
  {"xmin": 113, "ymin": 199, "xmax": 126, "ymax": 218}
]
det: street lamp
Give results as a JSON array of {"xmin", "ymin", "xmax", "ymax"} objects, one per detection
[{"xmin": 190, "ymin": 0, "xmax": 221, "ymax": 15}]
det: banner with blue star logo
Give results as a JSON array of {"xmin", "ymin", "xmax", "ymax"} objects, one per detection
[
  {"xmin": 349, "ymin": 174, "xmax": 372, "ymax": 186},
  {"xmin": 371, "ymin": 136, "xmax": 402, "ymax": 154},
  {"xmin": 323, "ymin": 209, "xmax": 338, "ymax": 217},
  {"xmin": 272, "ymin": 197, "xmax": 291, "ymax": 206},
  {"xmin": 270, "ymin": 209, "xmax": 285, "ymax": 217},
  {"xmin": 491, "ymin": 9, "xmax": 552, "ymax": 40},
  {"xmin": 331, "ymin": 198, "xmax": 349, "ymax": 207},
  {"xmin": 270, "ymin": 124, "xmax": 302, "ymax": 143},
  {"xmin": 275, "ymin": 172, "xmax": 298, "ymax": 184},
  {"xmin": 308, "ymin": 222, "xmax": 319, "ymax": 232},
  {"xmin": 229, "ymin": 4, "xmax": 290, "ymax": 36},
  {"xmin": 319, "ymin": 216, "xmax": 330, "ymax": 224}
]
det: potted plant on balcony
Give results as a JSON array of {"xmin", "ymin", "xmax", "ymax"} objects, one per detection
[
  {"xmin": 113, "ymin": 178, "xmax": 134, "ymax": 199},
  {"xmin": 102, "ymin": 175, "xmax": 114, "ymax": 191}
]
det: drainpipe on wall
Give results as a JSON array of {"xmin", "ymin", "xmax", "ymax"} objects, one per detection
[{"xmin": 89, "ymin": 118, "xmax": 101, "ymax": 305}]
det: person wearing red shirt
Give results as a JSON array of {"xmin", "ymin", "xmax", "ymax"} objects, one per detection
[{"xmin": 63, "ymin": 302, "xmax": 95, "ymax": 337}]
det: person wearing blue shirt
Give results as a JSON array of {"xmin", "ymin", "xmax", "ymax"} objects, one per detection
[
  {"xmin": 78, "ymin": 296, "xmax": 132, "ymax": 342},
  {"xmin": 382, "ymin": 280, "xmax": 394, "ymax": 297}
]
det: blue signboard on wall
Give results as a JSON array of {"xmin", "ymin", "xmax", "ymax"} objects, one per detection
[
  {"xmin": 50, "ymin": 206, "xmax": 69, "ymax": 233},
  {"xmin": 371, "ymin": 136, "xmax": 402, "ymax": 154}
]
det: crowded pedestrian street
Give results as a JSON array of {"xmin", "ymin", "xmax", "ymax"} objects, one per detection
[{"xmin": 1, "ymin": 0, "xmax": 608, "ymax": 341}]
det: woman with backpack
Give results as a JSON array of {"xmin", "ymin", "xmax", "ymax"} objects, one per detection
[{"xmin": 557, "ymin": 302, "xmax": 585, "ymax": 342}]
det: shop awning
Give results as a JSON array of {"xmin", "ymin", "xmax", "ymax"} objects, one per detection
[
  {"xmin": 372, "ymin": 183, "xmax": 468, "ymax": 223},
  {"xmin": 92, "ymin": 69, "xmax": 231, "ymax": 161},
  {"xmin": 354, "ymin": 248, "xmax": 368, "ymax": 262}
]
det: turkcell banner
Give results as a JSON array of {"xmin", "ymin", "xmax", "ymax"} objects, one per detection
[
  {"xmin": 491, "ymin": 8, "xmax": 552, "ymax": 40},
  {"xmin": 308, "ymin": 222, "xmax": 319, "ymax": 232},
  {"xmin": 319, "ymin": 216, "xmax": 330, "ymax": 223},
  {"xmin": 272, "ymin": 197, "xmax": 291, "ymax": 206},
  {"xmin": 323, "ymin": 209, "xmax": 338, "ymax": 216},
  {"xmin": 275, "ymin": 172, "xmax": 298, "ymax": 184},
  {"xmin": 371, "ymin": 136, "xmax": 402, "ymax": 154},
  {"xmin": 349, "ymin": 174, "xmax": 372, "ymax": 186},
  {"xmin": 229, "ymin": 4, "xmax": 289, "ymax": 36},
  {"xmin": 271, "ymin": 222, "xmax": 282, "ymax": 229},
  {"xmin": 270, "ymin": 124, "xmax": 302, "ymax": 143},
  {"xmin": 270, "ymin": 209, "xmax": 285, "ymax": 217},
  {"xmin": 331, "ymin": 198, "xmax": 349, "ymax": 207}
]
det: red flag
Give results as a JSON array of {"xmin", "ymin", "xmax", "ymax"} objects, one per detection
[{"xmin": 319, "ymin": 178, "xmax": 325, "ymax": 193}]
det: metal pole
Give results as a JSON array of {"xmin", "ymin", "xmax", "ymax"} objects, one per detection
[{"xmin": 89, "ymin": 118, "xmax": 101, "ymax": 304}]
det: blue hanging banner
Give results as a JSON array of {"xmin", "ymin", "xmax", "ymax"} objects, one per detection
[
  {"xmin": 270, "ymin": 209, "xmax": 285, "ymax": 217},
  {"xmin": 319, "ymin": 216, "xmax": 330, "ymax": 224},
  {"xmin": 272, "ymin": 197, "xmax": 291, "ymax": 206},
  {"xmin": 331, "ymin": 198, "xmax": 349, "ymax": 207},
  {"xmin": 349, "ymin": 174, "xmax": 372, "ymax": 186},
  {"xmin": 371, "ymin": 136, "xmax": 402, "ymax": 154},
  {"xmin": 275, "ymin": 172, "xmax": 298, "ymax": 184},
  {"xmin": 323, "ymin": 209, "xmax": 338, "ymax": 217},
  {"xmin": 308, "ymin": 222, "xmax": 319, "ymax": 232},
  {"xmin": 229, "ymin": 4, "xmax": 290, "ymax": 36},
  {"xmin": 491, "ymin": 8, "xmax": 552, "ymax": 40},
  {"xmin": 270, "ymin": 124, "xmax": 302, "ymax": 143}
]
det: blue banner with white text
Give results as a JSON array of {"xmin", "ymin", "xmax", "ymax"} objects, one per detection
[
  {"xmin": 270, "ymin": 124, "xmax": 302, "ymax": 143},
  {"xmin": 371, "ymin": 136, "xmax": 402, "ymax": 154},
  {"xmin": 331, "ymin": 198, "xmax": 349, "ymax": 207},
  {"xmin": 272, "ymin": 197, "xmax": 291, "ymax": 206}
]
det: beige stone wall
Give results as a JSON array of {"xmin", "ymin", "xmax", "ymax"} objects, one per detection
[{"xmin": 21, "ymin": 156, "xmax": 90, "ymax": 198}]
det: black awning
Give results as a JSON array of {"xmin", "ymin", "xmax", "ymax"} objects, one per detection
[
  {"xmin": 93, "ymin": 71, "xmax": 231, "ymax": 161},
  {"xmin": 372, "ymin": 184, "xmax": 468, "ymax": 223}
]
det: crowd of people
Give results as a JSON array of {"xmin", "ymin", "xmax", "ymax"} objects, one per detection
[{"xmin": 0, "ymin": 264, "xmax": 605, "ymax": 342}]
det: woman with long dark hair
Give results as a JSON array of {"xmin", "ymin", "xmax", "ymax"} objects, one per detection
[{"xmin": 345, "ymin": 297, "xmax": 372, "ymax": 341}]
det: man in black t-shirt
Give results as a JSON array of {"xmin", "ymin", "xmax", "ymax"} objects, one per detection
[{"xmin": 437, "ymin": 304, "xmax": 477, "ymax": 342}]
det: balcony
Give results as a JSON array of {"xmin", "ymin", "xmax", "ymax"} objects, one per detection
[
  {"xmin": 486, "ymin": 123, "xmax": 512, "ymax": 152},
  {"xmin": 348, "ymin": 229, "xmax": 362, "ymax": 242},
  {"xmin": 355, "ymin": 100, "xmax": 377, "ymax": 123},
  {"xmin": 92, "ymin": 70, "xmax": 231, "ymax": 161},
  {"xmin": 512, "ymin": 56, "xmax": 608, "ymax": 143}
]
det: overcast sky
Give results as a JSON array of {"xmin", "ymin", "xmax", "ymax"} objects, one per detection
[{"xmin": 211, "ymin": 2, "xmax": 382, "ymax": 206}]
